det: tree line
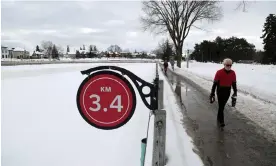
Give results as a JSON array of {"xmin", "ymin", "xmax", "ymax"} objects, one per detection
[
  {"xmin": 153, "ymin": 13, "xmax": 276, "ymax": 65},
  {"xmin": 190, "ymin": 14, "xmax": 276, "ymax": 64},
  {"xmin": 189, "ymin": 36, "xmax": 255, "ymax": 63},
  {"xmin": 261, "ymin": 14, "xmax": 276, "ymax": 64},
  {"xmin": 34, "ymin": 42, "xmax": 153, "ymax": 59},
  {"xmin": 34, "ymin": 41, "xmax": 63, "ymax": 59},
  {"xmin": 74, "ymin": 45, "xmax": 98, "ymax": 59},
  {"xmin": 140, "ymin": 1, "xmax": 276, "ymax": 66},
  {"xmin": 153, "ymin": 39, "xmax": 175, "ymax": 61}
]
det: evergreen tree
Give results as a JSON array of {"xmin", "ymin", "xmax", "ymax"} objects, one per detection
[
  {"xmin": 76, "ymin": 50, "xmax": 81, "ymax": 59},
  {"xmin": 89, "ymin": 45, "xmax": 93, "ymax": 52},
  {"xmin": 190, "ymin": 36, "xmax": 255, "ymax": 63},
  {"xmin": 67, "ymin": 45, "xmax": 70, "ymax": 53},
  {"xmin": 261, "ymin": 14, "xmax": 276, "ymax": 64},
  {"xmin": 87, "ymin": 45, "xmax": 95, "ymax": 58},
  {"xmin": 36, "ymin": 45, "xmax": 40, "ymax": 52},
  {"xmin": 162, "ymin": 39, "xmax": 173, "ymax": 61},
  {"xmin": 83, "ymin": 45, "xmax": 85, "ymax": 50},
  {"xmin": 51, "ymin": 45, "xmax": 59, "ymax": 59},
  {"xmin": 87, "ymin": 45, "xmax": 93, "ymax": 58}
]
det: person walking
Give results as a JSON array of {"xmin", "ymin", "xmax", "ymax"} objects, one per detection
[
  {"xmin": 170, "ymin": 58, "xmax": 175, "ymax": 71},
  {"xmin": 210, "ymin": 58, "xmax": 237, "ymax": 128},
  {"xmin": 163, "ymin": 60, "xmax": 168, "ymax": 75}
]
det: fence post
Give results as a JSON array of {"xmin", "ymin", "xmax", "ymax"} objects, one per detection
[
  {"xmin": 152, "ymin": 71, "xmax": 166, "ymax": 166},
  {"xmin": 156, "ymin": 62, "xmax": 159, "ymax": 79},
  {"xmin": 158, "ymin": 80, "xmax": 164, "ymax": 110},
  {"xmin": 152, "ymin": 109, "xmax": 166, "ymax": 166}
]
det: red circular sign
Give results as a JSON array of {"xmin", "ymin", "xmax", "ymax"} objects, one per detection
[{"xmin": 76, "ymin": 70, "xmax": 136, "ymax": 130}]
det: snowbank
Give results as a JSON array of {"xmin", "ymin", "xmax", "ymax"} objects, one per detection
[
  {"xmin": 179, "ymin": 61, "xmax": 276, "ymax": 104},
  {"xmin": 145, "ymin": 66, "xmax": 204, "ymax": 166},
  {"xmin": 159, "ymin": 68, "xmax": 204, "ymax": 166}
]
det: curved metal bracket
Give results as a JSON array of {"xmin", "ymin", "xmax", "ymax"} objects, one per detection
[{"xmin": 81, "ymin": 66, "xmax": 158, "ymax": 110}]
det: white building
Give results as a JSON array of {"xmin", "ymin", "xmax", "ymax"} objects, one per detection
[
  {"xmin": 131, "ymin": 52, "xmax": 140, "ymax": 58},
  {"xmin": 8, "ymin": 48, "xmax": 15, "ymax": 59},
  {"xmin": 147, "ymin": 53, "xmax": 157, "ymax": 58},
  {"xmin": 13, "ymin": 47, "xmax": 30, "ymax": 59},
  {"xmin": 2, "ymin": 46, "xmax": 16, "ymax": 59},
  {"xmin": 31, "ymin": 51, "xmax": 44, "ymax": 58},
  {"xmin": 1, "ymin": 46, "xmax": 9, "ymax": 58}
]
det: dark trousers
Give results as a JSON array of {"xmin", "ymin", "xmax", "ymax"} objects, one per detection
[
  {"xmin": 217, "ymin": 89, "xmax": 230, "ymax": 124},
  {"xmin": 164, "ymin": 67, "xmax": 168, "ymax": 74}
]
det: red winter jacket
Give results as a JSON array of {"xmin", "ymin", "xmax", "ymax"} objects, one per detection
[{"xmin": 211, "ymin": 68, "xmax": 237, "ymax": 95}]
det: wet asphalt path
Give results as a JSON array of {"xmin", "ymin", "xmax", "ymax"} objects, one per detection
[{"xmin": 163, "ymin": 68, "xmax": 276, "ymax": 166}]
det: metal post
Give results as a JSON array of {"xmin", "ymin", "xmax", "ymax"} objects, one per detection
[
  {"xmin": 158, "ymin": 80, "xmax": 164, "ymax": 110},
  {"xmin": 141, "ymin": 138, "xmax": 147, "ymax": 166},
  {"xmin": 186, "ymin": 49, "xmax": 189, "ymax": 68},
  {"xmin": 155, "ymin": 62, "xmax": 159, "ymax": 79},
  {"xmin": 152, "ymin": 78, "xmax": 166, "ymax": 166},
  {"xmin": 152, "ymin": 109, "xmax": 166, "ymax": 166}
]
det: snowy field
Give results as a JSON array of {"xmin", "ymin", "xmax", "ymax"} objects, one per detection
[
  {"xmin": 1, "ymin": 63, "xmax": 203, "ymax": 166},
  {"xmin": 170, "ymin": 61, "xmax": 276, "ymax": 139}
]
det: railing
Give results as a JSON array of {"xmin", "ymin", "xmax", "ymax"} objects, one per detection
[{"xmin": 141, "ymin": 62, "xmax": 166, "ymax": 166}]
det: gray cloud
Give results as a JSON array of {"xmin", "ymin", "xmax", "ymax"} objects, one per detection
[{"xmin": 1, "ymin": 1, "xmax": 276, "ymax": 52}]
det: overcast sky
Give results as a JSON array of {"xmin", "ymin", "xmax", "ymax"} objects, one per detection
[{"xmin": 1, "ymin": 1, "xmax": 276, "ymax": 52}]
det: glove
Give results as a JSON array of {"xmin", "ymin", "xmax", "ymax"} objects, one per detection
[
  {"xmin": 231, "ymin": 94, "xmax": 237, "ymax": 107},
  {"xmin": 209, "ymin": 93, "xmax": 215, "ymax": 103}
]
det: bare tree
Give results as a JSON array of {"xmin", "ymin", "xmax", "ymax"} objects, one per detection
[
  {"xmin": 41, "ymin": 41, "xmax": 53, "ymax": 59},
  {"xmin": 154, "ymin": 38, "xmax": 174, "ymax": 60},
  {"xmin": 56, "ymin": 45, "xmax": 64, "ymax": 56},
  {"xmin": 41, "ymin": 41, "xmax": 63, "ymax": 59},
  {"xmin": 235, "ymin": 0, "xmax": 254, "ymax": 12},
  {"xmin": 141, "ymin": 1, "xmax": 222, "ymax": 67},
  {"xmin": 107, "ymin": 45, "xmax": 122, "ymax": 53}
]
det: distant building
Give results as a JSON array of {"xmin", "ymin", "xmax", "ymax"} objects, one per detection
[
  {"xmin": 65, "ymin": 51, "xmax": 76, "ymax": 58},
  {"xmin": 1, "ymin": 46, "xmax": 9, "ymax": 58},
  {"xmin": 2, "ymin": 46, "xmax": 16, "ymax": 59},
  {"xmin": 31, "ymin": 51, "xmax": 44, "ymax": 59},
  {"xmin": 13, "ymin": 47, "xmax": 30, "ymax": 59},
  {"xmin": 8, "ymin": 48, "xmax": 15, "ymax": 58},
  {"xmin": 147, "ymin": 53, "xmax": 157, "ymax": 58},
  {"xmin": 120, "ymin": 52, "xmax": 130, "ymax": 57},
  {"xmin": 131, "ymin": 52, "xmax": 141, "ymax": 58},
  {"xmin": 105, "ymin": 51, "xmax": 119, "ymax": 57}
]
